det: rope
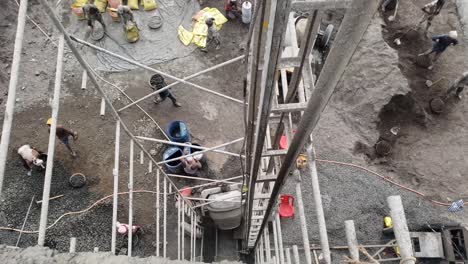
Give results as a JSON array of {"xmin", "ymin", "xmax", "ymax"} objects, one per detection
[{"xmin": 316, "ymin": 159, "xmax": 452, "ymax": 206}]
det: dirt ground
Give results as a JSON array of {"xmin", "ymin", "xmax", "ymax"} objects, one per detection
[{"xmin": 0, "ymin": 0, "xmax": 246, "ymax": 259}]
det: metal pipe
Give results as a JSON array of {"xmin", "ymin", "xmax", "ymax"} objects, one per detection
[
  {"xmin": 111, "ymin": 121, "xmax": 120, "ymax": 254},
  {"xmin": 16, "ymin": 195, "xmax": 35, "ymax": 247},
  {"xmin": 292, "ymin": 245, "xmax": 300, "ymax": 264},
  {"xmin": 167, "ymin": 174, "xmax": 243, "ymax": 183},
  {"xmin": 190, "ymin": 211, "xmax": 194, "ymax": 261},
  {"xmin": 136, "ymin": 136, "xmax": 244, "ymax": 158},
  {"xmin": 156, "ymin": 169, "xmax": 160, "ymax": 256},
  {"xmin": 100, "ymin": 97, "xmax": 105, "ymax": 116},
  {"xmin": 163, "ymin": 175, "xmax": 167, "ymax": 258},
  {"xmin": 272, "ymin": 219, "xmax": 280, "ymax": 264},
  {"xmin": 200, "ymin": 227, "xmax": 204, "ymax": 262},
  {"xmin": 252, "ymin": 0, "xmax": 380, "ymax": 249},
  {"xmin": 294, "ymin": 171, "xmax": 312, "ymax": 264},
  {"xmin": 69, "ymin": 237, "xmax": 76, "ymax": 253},
  {"xmin": 307, "ymin": 146, "xmax": 331, "ymax": 264},
  {"xmin": 345, "ymin": 220, "xmax": 359, "ymax": 261},
  {"xmin": 177, "ymin": 195, "xmax": 181, "ymax": 260},
  {"xmin": 119, "ymin": 55, "xmax": 245, "ymax": 111},
  {"xmin": 140, "ymin": 150, "xmax": 144, "ymax": 165},
  {"xmin": 387, "ymin": 196, "xmax": 415, "ymax": 264},
  {"xmin": 70, "ymin": 36, "xmax": 243, "ymax": 106},
  {"xmin": 0, "ymin": 0, "xmax": 28, "ymax": 194},
  {"xmin": 37, "ymin": 34, "xmax": 64, "ymax": 246},
  {"xmin": 259, "ymin": 237, "xmax": 265, "ymax": 264},
  {"xmin": 128, "ymin": 140, "xmax": 134, "ymax": 256},
  {"xmin": 81, "ymin": 70, "xmax": 87, "ymax": 89},
  {"xmin": 157, "ymin": 138, "xmax": 244, "ymax": 166},
  {"xmin": 264, "ymin": 227, "xmax": 272, "ymax": 262},
  {"xmin": 275, "ymin": 214, "xmax": 285, "ymax": 264},
  {"xmin": 182, "ymin": 200, "xmax": 185, "ymax": 260},
  {"xmin": 285, "ymin": 247, "xmax": 292, "ymax": 264}
]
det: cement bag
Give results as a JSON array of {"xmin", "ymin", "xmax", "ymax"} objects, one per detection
[
  {"xmin": 128, "ymin": 0, "xmax": 139, "ymax": 10},
  {"xmin": 71, "ymin": 0, "xmax": 89, "ymax": 20},
  {"xmin": 193, "ymin": 21, "xmax": 208, "ymax": 36},
  {"xmin": 178, "ymin": 25, "xmax": 194, "ymax": 46},
  {"xmin": 95, "ymin": 0, "xmax": 108, "ymax": 12},
  {"xmin": 126, "ymin": 22, "xmax": 140, "ymax": 43},
  {"xmin": 143, "ymin": 0, "xmax": 157, "ymax": 11},
  {"xmin": 192, "ymin": 35, "xmax": 207, "ymax": 48}
]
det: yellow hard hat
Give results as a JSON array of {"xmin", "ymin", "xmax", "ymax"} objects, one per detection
[{"xmin": 47, "ymin": 118, "xmax": 53, "ymax": 125}]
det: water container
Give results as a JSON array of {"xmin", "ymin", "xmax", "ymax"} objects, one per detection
[
  {"xmin": 163, "ymin": 147, "xmax": 183, "ymax": 173},
  {"xmin": 167, "ymin": 121, "xmax": 191, "ymax": 143},
  {"xmin": 242, "ymin": 1, "xmax": 252, "ymax": 24}
]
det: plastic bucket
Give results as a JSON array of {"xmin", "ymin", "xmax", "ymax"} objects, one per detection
[
  {"xmin": 183, "ymin": 142, "xmax": 203, "ymax": 161},
  {"xmin": 163, "ymin": 147, "xmax": 183, "ymax": 173},
  {"xmin": 241, "ymin": 1, "xmax": 252, "ymax": 24},
  {"xmin": 167, "ymin": 121, "xmax": 191, "ymax": 143}
]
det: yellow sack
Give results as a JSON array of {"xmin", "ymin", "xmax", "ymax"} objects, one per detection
[
  {"xmin": 143, "ymin": 0, "xmax": 157, "ymax": 11},
  {"xmin": 126, "ymin": 23, "xmax": 140, "ymax": 43},
  {"xmin": 95, "ymin": 0, "xmax": 108, "ymax": 13},
  {"xmin": 71, "ymin": 0, "xmax": 89, "ymax": 20},
  {"xmin": 178, "ymin": 26, "xmax": 194, "ymax": 46},
  {"xmin": 192, "ymin": 35, "xmax": 207, "ymax": 48},
  {"xmin": 202, "ymin": 7, "xmax": 228, "ymax": 30},
  {"xmin": 128, "ymin": 0, "xmax": 139, "ymax": 10},
  {"xmin": 193, "ymin": 21, "xmax": 208, "ymax": 36}
]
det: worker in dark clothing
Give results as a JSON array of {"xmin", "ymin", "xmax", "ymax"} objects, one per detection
[
  {"xmin": 117, "ymin": 4, "xmax": 136, "ymax": 26},
  {"xmin": 149, "ymin": 74, "xmax": 181, "ymax": 107},
  {"xmin": 47, "ymin": 118, "xmax": 79, "ymax": 157},
  {"xmin": 419, "ymin": 0, "xmax": 446, "ymax": 36},
  {"xmin": 418, "ymin": 30, "xmax": 458, "ymax": 70},
  {"xmin": 82, "ymin": 3, "xmax": 106, "ymax": 31}
]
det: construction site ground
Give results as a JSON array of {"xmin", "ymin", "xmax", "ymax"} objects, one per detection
[{"xmin": 0, "ymin": 0, "xmax": 467, "ymax": 263}]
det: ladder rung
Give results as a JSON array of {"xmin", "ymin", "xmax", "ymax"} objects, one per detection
[
  {"xmin": 256, "ymin": 176, "xmax": 277, "ymax": 183},
  {"xmin": 253, "ymin": 206, "xmax": 268, "ymax": 211},
  {"xmin": 271, "ymin": 102, "xmax": 308, "ymax": 113},
  {"xmin": 253, "ymin": 193, "xmax": 271, "ymax": 199},
  {"xmin": 291, "ymin": 0, "xmax": 352, "ymax": 12},
  {"xmin": 259, "ymin": 56, "xmax": 301, "ymax": 70},
  {"xmin": 252, "ymin": 215, "xmax": 265, "ymax": 220},
  {"xmin": 262, "ymin": 149, "xmax": 288, "ymax": 157}
]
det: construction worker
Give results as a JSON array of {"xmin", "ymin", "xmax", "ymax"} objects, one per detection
[
  {"xmin": 149, "ymin": 74, "xmax": 182, "ymax": 107},
  {"xmin": 419, "ymin": 0, "xmax": 446, "ymax": 36},
  {"xmin": 18, "ymin": 144, "xmax": 45, "ymax": 176},
  {"xmin": 47, "ymin": 118, "xmax": 79, "ymax": 157},
  {"xmin": 82, "ymin": 3, "xmax": 106, "ymax": 31},
  {"xmin": 117, "ymin": 4, "xmax": 136, "ymax": 26},
  {"xmin": 418, "ymin": 30, "xmax": 458, "ymax": 70},
  {"xmin": 201, "ymin": 17, "xmax": 221, "ymax": 52},
  {"xmin": 446, "ymin": 71, "xmax": 468, "ymax": 99},
  {"xmin": 225, "ymin": 0, "xmax": 241, "ymax": 20},
  {"xmin": 181, "ymin": 148, "xmax": 202, "ymax": 176}
]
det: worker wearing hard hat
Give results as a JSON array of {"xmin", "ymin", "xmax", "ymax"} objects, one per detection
[
  {"xmin": 47, "ymin": 118, "xmax": 79, "ymax": 157},
  {"xmin": 418, "ymin": 30, "xmax": 458, "ymax": 70},
  {"xmin": 419, "ymin": 0, "xmax": 446, "ymax": 37}
]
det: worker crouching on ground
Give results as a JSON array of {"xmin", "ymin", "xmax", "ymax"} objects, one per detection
[
  {"xmin": 419, "ymin": 0, "xmax": 446, "ymax": 36},
  {"xmin": 418, "ymin": 30, "xmax": 458, "ymax": 70},
  {"xmin": 82, "ymin": 2, "xmax": 106, "ymax": 31},
  {"xmin": 47, "ymin": 118, "xmax": 79, "ymax": 157},
  {"xmin": 181, "ymin": 148, "xmax": 202, "ymax": 176},
  {"xmin": 117, "ymin": 4, "xmax": 136, "ymax": 26},
  {"xmin": 18, "ymin": 144, "xmax": 45, "ymax": 176},
  {"xmin": 149, "ymin": 74, "xmax": 182, "ymax": 107},
  {"xmin": 225, "ymin": 0, "xmax": 241, "ymax": 20},
  {"xmin": 201, "ymin": 17, "xmax": 221, "ymax": 52}
]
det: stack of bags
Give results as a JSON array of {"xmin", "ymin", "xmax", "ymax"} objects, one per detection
[
  {"xmin": 178, "ymin": 7, "xmax": 227, "ymax": 48},
  {"xmin": 71, "ymin": 0, "xmax": 157, "ymax": 21}
]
